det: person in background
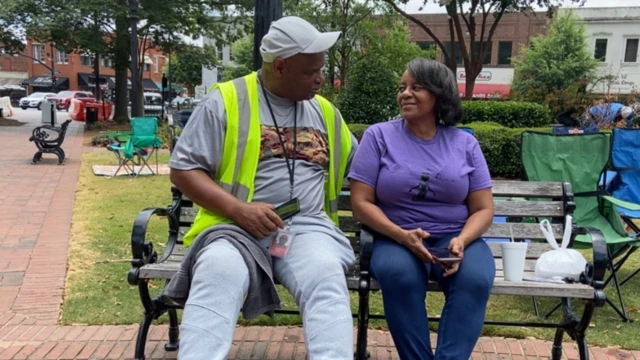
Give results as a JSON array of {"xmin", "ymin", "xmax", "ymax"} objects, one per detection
[
  {"xmin": 555, "ymin": 107, "xmax": 580, "ymax": 127},
  {"xmin": 349, "ymin": 58, "xmax": 495, "ymax": 360},
  {"xmin": 620, "ymin": 106, "xmax": 636, "ymax": 127}
]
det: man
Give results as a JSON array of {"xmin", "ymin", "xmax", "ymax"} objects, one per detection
[{"xmin": 165, "ymin": 16, "xmax": 358, "ymax": 359}]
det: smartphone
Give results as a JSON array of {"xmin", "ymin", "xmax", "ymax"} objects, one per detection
[
  {"xmin": 429, "ymin": 248, "xmax": 462, "ymax": 263},
  {"xmin": 274, "ymin": 198, "xmax": 300, "ymax": 221}
]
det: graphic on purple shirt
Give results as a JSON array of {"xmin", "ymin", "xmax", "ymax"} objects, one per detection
[{"xmin": 348, "ymin": 119, "xmax": 492, "ymax": 237}]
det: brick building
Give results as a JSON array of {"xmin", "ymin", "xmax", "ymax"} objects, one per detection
[
  {"xmin": 22, "ymin": 40, "xmax": 169, "ymax": 97},
  {"xmin": 408, "ymin": 11, "xmax": 549, "ymax": 98},
  {"xmin": 0, "ymin": 45, "xmax": 29, "ymax": 103}
]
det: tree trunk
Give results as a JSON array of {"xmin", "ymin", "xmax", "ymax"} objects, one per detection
[
  {"xmin": 114, "ymin": 5, "xmax": 130, "ymax": 122},
  {"xmin": 464, "ymin": 65, "xmax": 480, "ymax": 100},
  {"xmin": 445, "ymin": 17, "xmax": 458, "ymax": 75}
]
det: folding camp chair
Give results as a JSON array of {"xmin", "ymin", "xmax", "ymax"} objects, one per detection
[
  {"xmin": 107, "ymin": 117, "xmax": 163, "ymax": 177},
  {"xmin": 521, "ymin": 131, "xmax": 639, "ymax": 321},
  {"xmin": 600, "ymin": 128, "xmax": 640, "ymax": 287}
]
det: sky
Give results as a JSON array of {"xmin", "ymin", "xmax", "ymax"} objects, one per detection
[{"xmin": 400, "ymin": 0, "xmax": 640, "ymax": 13}]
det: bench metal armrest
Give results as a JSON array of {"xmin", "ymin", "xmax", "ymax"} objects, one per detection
[
  {"xmin": 574, "ymin": 226, "xmax": 608, "ymax": 306},
  {"xmin": 128, "ymin": 206, "xmax": 179, "ymax": 285},
  {"xmin": 360, "ymin": 225, "xmax": 374, "ymax": 273}
]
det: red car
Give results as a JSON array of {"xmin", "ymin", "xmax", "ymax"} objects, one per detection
[{"xmin": 49, "ymin": 91, "xmax": 96, "ymax": 111}]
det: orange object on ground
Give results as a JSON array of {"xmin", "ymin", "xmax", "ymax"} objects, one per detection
[{"xmin": 68, "ymin": 99, "xmax": 86, "ymax": 121}]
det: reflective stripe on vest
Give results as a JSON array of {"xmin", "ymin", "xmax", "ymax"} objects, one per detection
[{"xmin": 183, "ymin": 72, "xmax": 350, "ymax": 246}]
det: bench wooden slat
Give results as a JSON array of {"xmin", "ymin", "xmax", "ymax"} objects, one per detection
[
  {"xmin": 488, "ymin": 242, "xmax": 551, "ymax": 259},
  {"xmin": 142, "ymin": 261, "xmax": 593, "ymax": 299},
  {"xmin": 494, "ymin": 200, "xmax": 564, "ymax": 217},
  {"xmin": 491, "ymin": 181, "xmax": 563, "ymax": 198},
  {"xmin": 485, "ymin": 223, "xmax": 563, "ymax": 240},
  {"xmin": 178, "ymin": 180, "xmax": 563, "ymax": 205}
]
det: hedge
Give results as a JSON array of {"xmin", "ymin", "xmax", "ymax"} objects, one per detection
[
  {"xmin": 461, "ymin": 101, "xmax": 552, "ymax": 128},
  {"xmin": 347, "ymin": 122, "xmax": 552, "ymax": 180},
  {"xmin": 464, "ymin": 122, "xmax": 551, "ymax": 179}
]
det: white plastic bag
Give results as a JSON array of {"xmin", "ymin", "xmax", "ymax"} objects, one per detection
[{"xmin": 534, "ymin": 215, "xmax": 587, "ymax": 281}]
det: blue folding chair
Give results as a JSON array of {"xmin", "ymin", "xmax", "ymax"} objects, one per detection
[{"xmin": 600, "ymin": 128, "xmax": 640, "ymax": 287}]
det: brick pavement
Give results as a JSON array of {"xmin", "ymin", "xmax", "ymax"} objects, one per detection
[
  {"xmin": 0, "ymin": 115, "xmax": 638, "ymax": 359},
  {"xmin": 0, "ymin": 119, "xmax": 83, "ymax": 323},
  {"xmin": 0, "ymin": 319, "xmax": 638, "ymax": 360}
]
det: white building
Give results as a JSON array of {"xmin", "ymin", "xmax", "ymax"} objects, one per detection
[
  {"xmin": 572, "ymin": 7, "xmax": 640, "ymax": 94},
  {"xmin": 201, "ymin": 36, "xmax": 234, "ymax": 96}
]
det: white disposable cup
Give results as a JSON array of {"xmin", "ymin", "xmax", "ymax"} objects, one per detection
[{"xmin": 500, "ymin": 242, "xmax": 528, "ymax": 282}]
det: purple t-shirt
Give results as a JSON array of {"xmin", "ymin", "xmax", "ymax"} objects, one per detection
[{"xmin": 348, "ymin": 119, "xmax": 492, "ymax": 237}]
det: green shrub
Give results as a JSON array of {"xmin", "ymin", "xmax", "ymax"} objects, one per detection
[
  {"xmin": 347, "ymin": 123, "xmax": 371, "ymax": 141},
  {"xmin": 462, "ymin": 101, "xmax": 552, "ymax": 128},
  {"xmin": 465, "ymin": 122, "xmax": 552, "ymax": 179},
  {"xmin": 338, "ymin": 56, "xmax": 399, "ymax": 124}
]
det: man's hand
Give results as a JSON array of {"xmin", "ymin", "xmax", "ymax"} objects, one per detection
[
  {"xmin": 230, "ymin": 202, "xmax": 285, "ymax": 239},
  {"xmin": 442, "ymin": 237, "xmax": 465, "ymax": 277},
  {"xmin": 397, "ymin": 228, "xmax": 433, "ymax": 263}
]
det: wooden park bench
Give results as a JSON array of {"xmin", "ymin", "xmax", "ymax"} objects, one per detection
[
  {"xmin": 127, "ymin": 180, "xmax": 608, "ymax": 360},
  {"xmin": 28, "ymin": 119, "xmax": 72, "ymax": 164}
]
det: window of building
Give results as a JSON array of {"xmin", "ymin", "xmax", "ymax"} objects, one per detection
[
  {"xmin": 32, "ymin": 44, "xmax": 46, "ymax": 63},
  {"xmin": 217, "ymin": 46, "xmax": 224, "ymax": 61},
  {"xmin": 497, "ymin": 41, "xmax": 512, "ymax": 65},
  {"xmin": 593, "ymin": 39, "xmax": 607, "ymax": 62},
  {"xmin": 144, "ymin": 63, "xmax": 151, "ymax": 72},
  {"xmin": 441, "ymin": 41, "xmax": 463, "ymax": 65},
  {"xmin": 417, "ymin": 41, "xmax": 436, "ymax": 51},
  {"xmin": 56, "ymin": 50, "xmax": 69, "ymax": 64},
  {"xmin": 154, "ymin": 56, "xmax": 159, "ymax": 73},
  {"xmin": 472, "ymin": 41, "xmax": 492, "ymax": 65},
  {"xmin": 80, "ymin": 55, "xmax": 93, "ymax": 66},
  {"xmin": 624, "ymin": 38, "xmax": 638, "ymax": 63},
  {"xmin": 102, "ymin": 57, "xmax": 114, "ymax": 68}
]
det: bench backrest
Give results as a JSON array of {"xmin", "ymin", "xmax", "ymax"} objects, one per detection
[{"xmin": 170, "ymin": 180, "xmax": 574, "ymax": 257}]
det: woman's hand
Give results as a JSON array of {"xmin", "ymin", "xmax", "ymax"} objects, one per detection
[
  {"xmin": 397, "ymin": 228, "xmax": 433, "ymax": 263},
  {"xmin": 441, "ymin": 237, "xmax": 465, "ymax": 277}
]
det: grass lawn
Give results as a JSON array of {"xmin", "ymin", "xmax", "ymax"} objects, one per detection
[{"xmin": 63, "ymin": 152, "xmax": 640, "ymax": 349}]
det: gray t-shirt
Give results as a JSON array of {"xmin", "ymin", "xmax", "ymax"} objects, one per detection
[{"xmin": 169, "ymin": 78, "xmax": 358, "ymax": 224}]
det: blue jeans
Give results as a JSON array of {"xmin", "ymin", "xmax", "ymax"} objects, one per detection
[{"xmin": 370, "ymin": 232, "xmax": 495, "ymax": 360}]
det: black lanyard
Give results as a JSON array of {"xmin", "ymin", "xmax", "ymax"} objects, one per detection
[{"xmin": 259, "ymin": 76, "xmax": 297, "ymax": 200}]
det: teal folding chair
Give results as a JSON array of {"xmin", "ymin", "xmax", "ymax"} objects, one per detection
[{"xmin": 107, "ymin": 117, "xmax": 163, "ymax": 177}]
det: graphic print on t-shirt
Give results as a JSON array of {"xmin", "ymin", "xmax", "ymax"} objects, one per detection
[
  {"xmin": 260, "ymin": 125, "xmax": 329, "ymax": 167},
  {"xmin": 409, "ymin": 172, "xmax": 436, "ymax": 201}
]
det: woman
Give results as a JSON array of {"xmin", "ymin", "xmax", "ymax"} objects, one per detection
[{"xmin": 349, "ymin": 58, "xmax": 495, "ymax": 360}]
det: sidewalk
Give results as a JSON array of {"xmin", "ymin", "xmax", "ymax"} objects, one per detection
[
  {"xmin": 0, "ymin": 113, "xmax": 638, "ymax": 359},
  {"xmin": 1, "ymin": 318, "xmax": 637, "ymax": 359}
]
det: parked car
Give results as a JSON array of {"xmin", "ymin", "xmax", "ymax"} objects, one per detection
[
  {"xmin": 18, "ymin": 92, "xmax": 57, "ymax": 110},
  {"xmin": 49, "ymin": 91, "xmax": 96, "ymax": 111}
]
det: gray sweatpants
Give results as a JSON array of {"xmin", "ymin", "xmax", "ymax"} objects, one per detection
[{"xmin": 178, "ymin": 219, "xmax": 356, "ymax": 359}]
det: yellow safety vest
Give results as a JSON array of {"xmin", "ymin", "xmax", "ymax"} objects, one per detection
[{"xmin": 183, "ymin": 72, "xmax": 352, "ymax": 247}]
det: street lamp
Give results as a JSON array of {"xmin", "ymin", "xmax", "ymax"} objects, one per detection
[
  {"xmin": 253, "ymin": 0, "xmax": 283, "ymax": 70},
  {"xmin": 129, "ymin": 0, "xmax": 141, "ymax": 117}
]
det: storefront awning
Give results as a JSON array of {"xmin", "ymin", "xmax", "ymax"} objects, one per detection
[
  {"xmin": 457, "ymin": 83, "xmax": 511, "ymax": 99},
  {"xmin": 105, "ymin": 76, "xmax": 159, "ymax": 92},
  {"xmin": 22, "ymin": 76, "xmax": 69, "ymax": 89},
  {"xmin": 0, "ymin": 78, "xmax": 26, "ymax": 90},
  {"xmin": 78, "ymin": 73, "xmax": 108, "ymax": 87}
]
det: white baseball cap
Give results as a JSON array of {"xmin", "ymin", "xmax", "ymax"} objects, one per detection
[
  {"xmin": 621, "ymin": 106, "xmax": 633, "ymax": 119},
  {"xmin": 260, "ymin": 16, "xmax": 341, "ymax": 63}
]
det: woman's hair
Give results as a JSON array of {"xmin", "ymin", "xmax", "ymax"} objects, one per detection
[{"xmin": 405, "ymin": 58, "xmax": 463, "ymax": 126}]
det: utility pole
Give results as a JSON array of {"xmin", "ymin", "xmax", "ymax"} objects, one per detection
[
  {"xmin": 253, "ymin": 0, "xmax": 283, "ymax": 70},
  {"xmin": 94, "ymin": 11, "xmax": 101, "ymax": 102},
  {"xmin": 129, "ymin": 0, "xmax": 140, "ymax": 117},
  {"xmin": 50, "ymin": 43, "xmax": 57, "ymax": 94}
]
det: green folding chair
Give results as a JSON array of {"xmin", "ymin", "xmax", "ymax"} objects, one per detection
[
  {"xmin": 107, "ymin": 117, "xmax": 163, "ymax": 177},
  {"xmin": 521, "ymin": 131, "xmax": 639, "ymax": 321}
]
